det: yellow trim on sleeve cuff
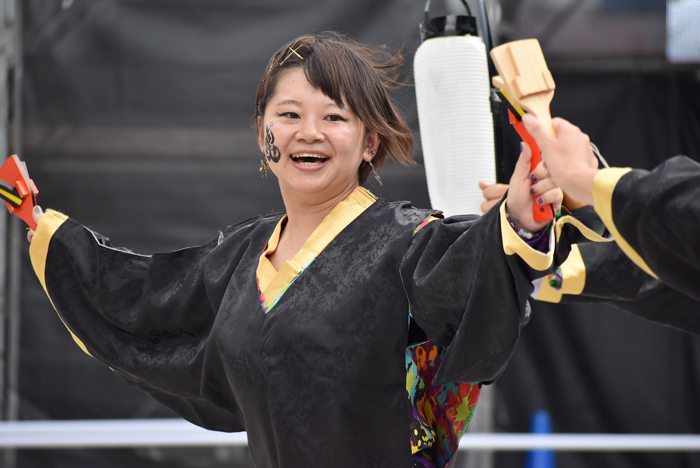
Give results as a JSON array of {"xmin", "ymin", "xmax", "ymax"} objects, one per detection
[
  {"xmin": 592, "ymin": 168, "xmax": 658, "ymax": 279},
  {"xmin": 29, "ymin": 210, "xmax": 68, "ymax": 291},
  {"xmin": 534, "ymin": 244, "xmax": 586, "ymax": 303},
  {"xmin": 29, "ymin": 210, "xmax": 93, "ymax": 356},
  {"xmin": 500, "ymin": 202, "xmax": 554, "ymax": 271}
]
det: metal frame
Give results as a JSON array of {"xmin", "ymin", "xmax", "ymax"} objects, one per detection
[
  {"xmin": 0, "ymin": 2, "xmax": 22, "ymax": 468},
  {"xmin": 2, "ymin": 419, "xmax": 700, "ymax": 452}
]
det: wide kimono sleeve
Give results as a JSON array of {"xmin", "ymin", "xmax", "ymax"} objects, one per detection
[
  {"xmin": 29, "ymin": 209, "xmax": 257, "ymax": 432},
  {"xmin": 591, "ymin": 156, "xmax": 700, "ymax": 301},
  {"xmin": 400, "ymin": 197, "xmax": 607, "ymax": 386},
  {"xmin": 533, "ymin": 241, "xmax": 700, "ymax": 335}
]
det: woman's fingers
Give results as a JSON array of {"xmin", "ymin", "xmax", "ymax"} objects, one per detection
[
  {"xmin": 479, "ymin": 182, "xmax": 509, "ymax": 214},
  {"xmin": 506, "ymin": 142, "xmax": 546, "ymax": 232},
  {"xmin": 480, "ymin": 198, "xmax": 500, "ymax": 214},
  {"xmin": 530, "ymin": 177, "xmax": 557, "ymax": 196},
  {"xmin": 530, "ymin": 159, "xmax": 562, "ymax": 209},
  {"xmin": 530, "ymin": 160, "xmax": 550, "ymax": 181},
  {"xmin": 523, "ymin": 114, "xmax": 598, "ymax": 206},
  {"xmin": 511, "ymin": 142, "xmax": 533, "ymax": 184},
  {"xmin": 27, "ymin": 206, "xmax": 44, "ymax": 243},
  {"xmin": 534, "ymin": 187, "xmax": 563, "ymax": 207},
  {"xmin": 479, "ymin": 181, "xmax": 509, "ymax": 199},
  {"xmin": 33, "ymin": 206, "xmax": 44, "ymax": 223}
]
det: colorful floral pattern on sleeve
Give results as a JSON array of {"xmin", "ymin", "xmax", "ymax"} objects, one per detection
[
  {"xmin": 409, "ymin": 214, "xmax": 481, "ymax": 468},
  {"xmin": 407, "ymin": 338, "xmax": 481, "ymax": 467}
]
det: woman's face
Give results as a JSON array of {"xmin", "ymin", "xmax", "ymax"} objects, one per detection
[{"xmin": 258, "ymin": 68, "xmax": 378, "ymax": 200}]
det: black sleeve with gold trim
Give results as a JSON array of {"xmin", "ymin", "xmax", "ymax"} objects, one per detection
[
  {"xmin": 401, "ymin": 197, "xmax": 607, "ymax": 385},
  {"xmin": 534, "ymin": 241, "xmax": 700, "ymax": 335},
  {"xmin": 28, "ymin": 209, "xmax": 275, "ymax": 432},
  {"xmin": 592, "ymin": 156, "xmax": 700, "ymax": 302}
]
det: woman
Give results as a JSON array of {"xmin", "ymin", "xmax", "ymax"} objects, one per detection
[{"xmin": 28, "ymin": 32, "xmax": 590, "ymax": 468}]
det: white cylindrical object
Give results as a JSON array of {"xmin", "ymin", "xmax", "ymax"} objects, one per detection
[{"xmin": 414, "ymin": 35, "xmax": 495, "ymax": 217}]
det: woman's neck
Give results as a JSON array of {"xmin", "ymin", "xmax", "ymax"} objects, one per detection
[
  {"xmin": 285, "ymin": 184, "xmax": 356, "ymax": 229},
  {"xmin": 268, "ymin": 183, "xmax": 359, "ymax": 270}
]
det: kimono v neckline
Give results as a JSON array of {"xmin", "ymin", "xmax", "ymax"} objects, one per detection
[{"xmin": 256, "ymin": 186, "xmax": 377, "ymax": 312}]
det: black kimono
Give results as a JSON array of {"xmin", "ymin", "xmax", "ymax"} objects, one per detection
[{"xmin": 29, "ymin": 188, "xmax": 594, "ymax": 468}]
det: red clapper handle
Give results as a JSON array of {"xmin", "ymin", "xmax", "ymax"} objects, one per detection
[
  {"xmin": 0, "ymin": 155, "xmax": 39, "ymax": 230},
  {"xmin": 507, "ymin": 110, "xmax": 553, "ymax": 223}
]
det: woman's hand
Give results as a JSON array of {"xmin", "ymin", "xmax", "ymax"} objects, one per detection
[
  {"xmin": 478, "ymin": 181, "xmax": 508, "ymax": 214},
  {"xmin": 506, "ymin": 142, "xmax": 563, "ymax": 233},
  {"xmin": 27, "ymin": 206, "xmax": 44, "ymax": 243},
  {"xmin": 522, "ymin": 114, "xmax": 599, "ymax": 206}
]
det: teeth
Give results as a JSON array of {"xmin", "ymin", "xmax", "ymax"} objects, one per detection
[
  {"xmin": 292, "ymin": 153, "xmax": 329, "ymax": 166},
  {"xmin": 293, "ymin": 153, "xmax": 328, "ymax": 159}
]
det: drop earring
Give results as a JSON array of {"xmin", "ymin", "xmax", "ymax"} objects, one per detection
[
  {"xmin": 367, "ymin": 151, "xmax": 383, "ymax": 186},
  {"xmin": 260, "ymin": 156, "xmax": 270, "ymax": 178}
]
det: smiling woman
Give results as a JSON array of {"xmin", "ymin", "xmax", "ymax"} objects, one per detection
[
  {"xmin": 254, "ymin": 32, "xmax": 413, "ymax": 188},
  {"xmin": 257, "ymin": 67, "xmax": 374, "ymax": 208},
  {"xmin": 26, "ymin": 31, "xmax": 601, "ymax": 468}
]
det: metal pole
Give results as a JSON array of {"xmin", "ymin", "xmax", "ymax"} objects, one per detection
[
  {"xmin": 0, "ymin": 1, "xmax": 20, "ymax": 467},
  {"xmin": 461, "ymin": 383, "xmax": 495, "ymax": 467},
  {"xmin": 0, "ymin": 0, "xmax": 9, "ymax": 427},
  {"xmin": 3, "ymin": 420, "xmax": 700, "ymax": 452}
]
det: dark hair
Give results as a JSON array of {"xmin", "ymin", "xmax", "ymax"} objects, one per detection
[{"xmin": 254, "ymin": 31, "xmax": 415, "ymax": 184}]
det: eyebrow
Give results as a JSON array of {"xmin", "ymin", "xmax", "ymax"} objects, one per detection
[
  {"xmin": 275, "ymin": 99, "xmax": 302, "ymax": 107},
  {"xmin": 275, "ymin": 99, "xmax": 345, "ymax": 109}
]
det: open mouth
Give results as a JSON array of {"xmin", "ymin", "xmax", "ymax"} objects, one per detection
[{"xmin": 291, "ymin": 153, "xmax": 329, "ymax": 166}]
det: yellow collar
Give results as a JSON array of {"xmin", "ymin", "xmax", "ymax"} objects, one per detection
[{"xmin": 257, "ymin": 186, "xmax": 376, "ymax": 311}]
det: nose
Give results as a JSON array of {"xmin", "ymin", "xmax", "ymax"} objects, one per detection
[{"xmin": 296, "ymin": 117, "xmax": 325, "ymax": 143}]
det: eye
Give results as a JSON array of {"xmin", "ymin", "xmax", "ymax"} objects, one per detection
[
  {"xmin": 326, "ymin": 114, "xmax": 348, "ymax": 122},
  {"xmin": 276, "ymin": 112, "xmax": 299, "ymax": 119}
]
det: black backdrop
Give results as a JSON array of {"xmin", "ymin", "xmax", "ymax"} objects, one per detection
[{"xmin": 17, "ymin": 1, "xmax": 700, "ymax": 467}]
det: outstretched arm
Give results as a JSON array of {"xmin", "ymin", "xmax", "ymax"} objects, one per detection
[
  {"xmin": 523, "ymin": 113, "xmax": 700, "ymax": 300},
  {"xmin": 534, "ymin": 241, "xmax": 700, "ymax": 334},
  {"xmin": 28, "ymin": 209, "xmax": 253, "ymax": 431}
]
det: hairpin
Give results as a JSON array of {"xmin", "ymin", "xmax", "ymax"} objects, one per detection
[
  {"xmin": 280, "ymin": 45, "xmax": 304, "ymax": 65},
  {"xmin": 262, "ymin": 45, "xmax": 304, "ymax": 83}
]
